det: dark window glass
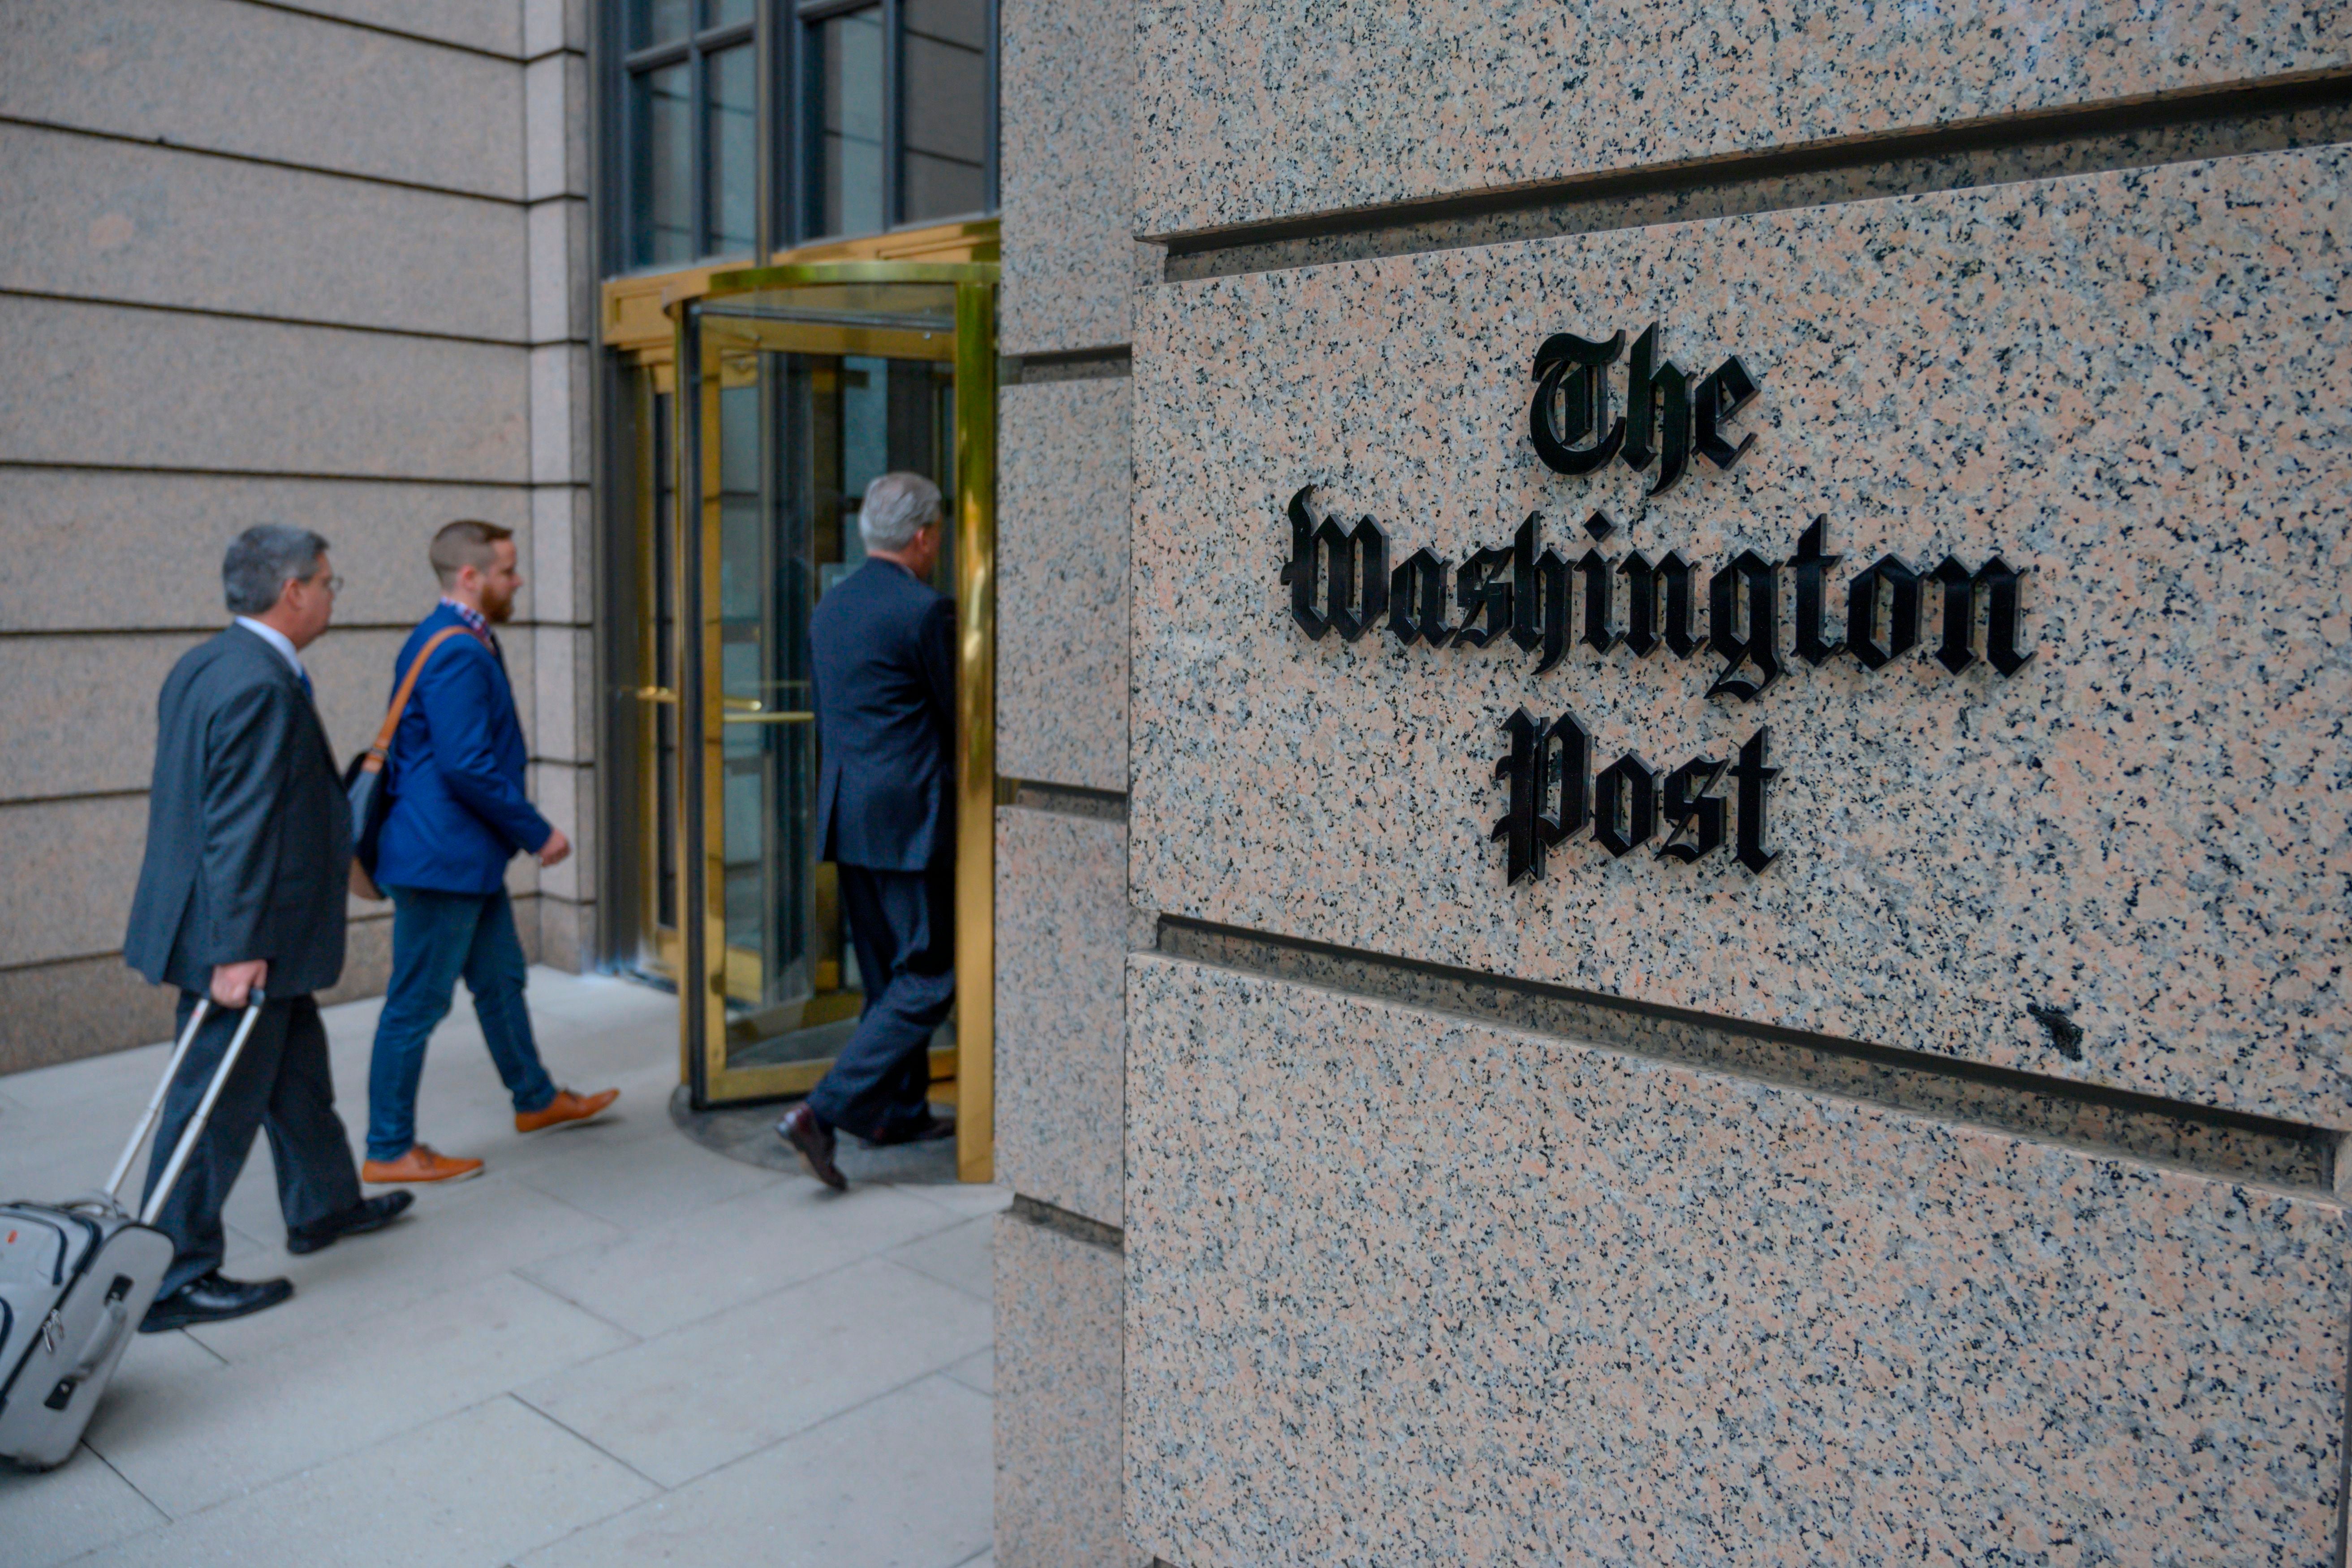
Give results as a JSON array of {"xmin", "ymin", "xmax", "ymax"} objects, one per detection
[
  {"xmin": 706, "ymin": 43, "xmax": 757, "ymax": 256},
  {"xmin": 629, "ymin": 60, "xmax": 694, "ymax": 267},
  {"xmin": 900, "ymin": 0, "xmax": 990, "ymax": 222},
  {"xmin": 810, "ymin": 7, "xmax": 887, "ymax": 238},
  {"xmin": 703, "ymin": 0, "xmax": 752, "ymax": 25},
  {"xmin": 630, "ymin": 0, "xmax": 692, "ymax": 48}
]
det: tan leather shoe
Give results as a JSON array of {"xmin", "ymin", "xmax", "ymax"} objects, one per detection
[
  {"xmin": 360, "ymin": 1144, "xmax": 484, "ymax": 1184},
  {"xmin": 515, "ymin": 1087, "xmax": 619, "ymax": 1135}
]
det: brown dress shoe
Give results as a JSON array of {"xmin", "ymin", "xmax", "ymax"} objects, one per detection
[
  {"xmin": 360, "ymin": 1144, "xmax": 484, "ymax": 1184},
  {"xmin": 515, "ymin": 1086, "xmax": 619, "ymax": 1134},
  {"xmin": 775, "ymin": 1103, "xmax": 846, "ymax": 1190}
]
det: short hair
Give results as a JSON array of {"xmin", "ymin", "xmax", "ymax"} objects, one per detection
[
  {"xmin": 222, "ymin": 525, "xmax": 329, "ymax": 615},
  {"xmin": 858, "ymin": 472, "xmax": 942, "ymax": 552},
  {"xmin": 429, "ymin": 519, "xmax": 514, "ymax": 587}
]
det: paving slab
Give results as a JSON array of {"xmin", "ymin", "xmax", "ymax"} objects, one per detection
[
  {"xmin": 85, "ymin": 1272, "xmax": 632, "ymax": 1516},
  {"xmin": 0, "ymin": 1443, "xmax": 168, "ymax": 1568},
  {"xmin": 517, "ymin": 1254, "xmax": 991, "ymax": 1487},
  {"xmin": 519, "ymin": 1175, "xmax": 961, "ymax": 1339},
  {"xmin": 887, "ymin": 1213, "xmax": 996, "ymax": 1303},
  {"xmin": 945, "ymin": 1346, "xmax": 993, "ymax": 1396},
  {"xmin": 185, "ymin": 1173, "xmax": 625, "ymax": 1362},
  {"xmin": 503, "ymin": 1109, "xmax": 783, "ymax": 1231},
  {"xmin": 66, "ymin": 1397, "xmax": 658, "ymax": 1568},
  {"xmin": 518, "ymin": 1375, "xmax": 992, "ymax": 1568}
]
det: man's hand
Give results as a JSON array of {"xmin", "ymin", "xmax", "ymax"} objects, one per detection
[
  {"xmin": 210, "ymin": 960, "xmax": 269, "ymax": 1008},
  {"xmin": 538, "ymin": 828, "xmax": 572, "ymax": 868}
]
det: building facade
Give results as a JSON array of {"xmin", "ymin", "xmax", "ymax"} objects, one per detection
[{"xmin": 8, "ymin": 2, "xmax": 2352, "ymax": 1564}]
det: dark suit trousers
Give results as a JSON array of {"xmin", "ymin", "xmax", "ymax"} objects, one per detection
[
  {"xmin": 810, "ymin": 862, "xmax": 955, "ymax": 1140},
  {"xmin": 142, "ymin": 991, "xmax": 363, "ymax": 1295}
]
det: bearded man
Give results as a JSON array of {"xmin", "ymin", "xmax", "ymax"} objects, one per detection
[{"xmin": 358, "ymin": 520, "xmax": 616, "ymax": 1185}]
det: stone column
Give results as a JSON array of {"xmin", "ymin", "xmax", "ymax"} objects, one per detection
[{"xmin": 991, "ymin": 0, "xmax": 1152, "ymax": 1561}]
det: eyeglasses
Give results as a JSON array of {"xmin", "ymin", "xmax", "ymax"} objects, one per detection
[{"xmin": 302, "ymin": 573, "xmax": 345, "ymax": 595}]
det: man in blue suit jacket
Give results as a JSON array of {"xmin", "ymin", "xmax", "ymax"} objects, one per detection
[
  {"xmin": 776, "ymin": 473, "xmax": 959, "ymax": 1189},
  {"xmin": 360, "ymin": 521, "xmax": 616, "ymax": 1185}
]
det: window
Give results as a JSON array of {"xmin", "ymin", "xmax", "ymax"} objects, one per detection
[
  {"xmin": 611, "ymin": 0, "xmax": 996, "ymax": 268},
  {"xmin": 799, "ymin": 0, "xmax": 995, "ymax": 241},
  {"xmin": 622, "ymin": 0, "xmax": 759, "ymax": 268}
]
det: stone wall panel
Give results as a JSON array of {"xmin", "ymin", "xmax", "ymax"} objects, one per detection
[
  {"xmin": 1000, "ymin": 0, "xmax": 1136, "ymax": 353},
  {"xmin": 1129, "ymin": 146, "xmax": 2352, "ymax": 1127},
  {"xmin": 1126, "ymin": 954, "xmax": 2352, "ymax": 1567}
]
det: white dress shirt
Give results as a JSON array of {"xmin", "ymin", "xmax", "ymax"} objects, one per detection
[{"xmin": 233, "ymin": 616, "xmax": 307, "ymax": 685}]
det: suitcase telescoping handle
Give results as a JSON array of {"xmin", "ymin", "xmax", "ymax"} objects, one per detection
[
  {"xmin": 102, "ymin": 998, "xmax": 217, "ymax": 1199},
  {"xmin": 130, "ymin": 992, "xmax": 269, "ymax": 1222}
]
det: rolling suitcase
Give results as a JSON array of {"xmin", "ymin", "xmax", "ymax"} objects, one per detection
[{"xmin": 0, "ymin": 993, "xmax": 270, "ymax": 1471}]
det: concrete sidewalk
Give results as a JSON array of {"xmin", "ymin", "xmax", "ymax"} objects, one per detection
[{"xmin": 0, "ymin": 969, "xmax": 1002, "ymax": 1568}]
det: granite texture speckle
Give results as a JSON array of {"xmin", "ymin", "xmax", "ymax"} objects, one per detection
[
  {"xmin": 1129, "ymin": 147, "xmax": 2352, "ymax": 1129},
  {"xmin": 1133, "ymin": 0, "xmax": 2352, "ymax": 237},
  {"xmin": 997, "ymin": 1212, "xmax": 1148, "ymax": 1568},
  {"xmin": 1001, "ymin": 0, "xmax": 1136, "ymax": 353},
  {"xmin": 997, "ymin": 805, "xmax": 1135, "ymax": 1228},
  {"xmin": 999, "ymin": 377, "xmax": 1133, "ymax": 793},
  {"xmin": 1126, "ymin": 954, "xmax": 2352, "ymax": 1567}
]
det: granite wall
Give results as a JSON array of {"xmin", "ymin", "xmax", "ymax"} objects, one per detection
[
  {"xmin": 1126, "ymin": 4, "xmax": 2352, "ymax": 1565},
  {"xmin": 0, "ymin": 0, "xmax": 598, "ymax": 1069},
  {"xmin": 992, "ymin": 0, "xmax": 1148, "ymax": 1559}
]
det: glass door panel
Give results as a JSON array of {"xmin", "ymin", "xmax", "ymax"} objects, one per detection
[{"xmin": 676, "ymin": 264, "xmax": 995, "ymax": 1184}]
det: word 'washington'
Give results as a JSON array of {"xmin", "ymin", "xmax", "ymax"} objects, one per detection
[{"xmin": 1279, "ymin": 487, "xmax": 2034, "ymax": 700}]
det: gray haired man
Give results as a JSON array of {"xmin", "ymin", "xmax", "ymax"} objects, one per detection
[
  {"xmin": 776, "ymin": 473, "xmax": 959, "ymax": 1188},
  {"xmin": 123, "ymin": 526, "xmax": 412, "ymax": 1331}
]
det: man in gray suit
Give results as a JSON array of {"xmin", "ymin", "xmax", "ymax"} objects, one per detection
[{"xmin": 124, "ymin": 526, "xmax": 412, "ymax": 1332}]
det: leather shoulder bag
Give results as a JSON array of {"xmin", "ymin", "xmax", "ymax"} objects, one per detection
[{"xmin": 344, "ymin": 626, "xmax": 469, "ymax": 900}]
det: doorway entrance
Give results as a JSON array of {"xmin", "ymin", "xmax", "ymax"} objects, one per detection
[{"xmin": 624, "ymin": 259, "xmax": 996, "ymax": 1179}]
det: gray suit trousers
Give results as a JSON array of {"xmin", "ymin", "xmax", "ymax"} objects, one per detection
[{"xmin": 142, "ymin": 991, "xmax": 362, "ymax": 1295}]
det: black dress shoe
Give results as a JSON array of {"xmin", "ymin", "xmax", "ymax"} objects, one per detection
[
  {"xmin": 863, "ymin": 1110, "xmax": 956, "ymax": 1147},
  {"xmin": 286, "ymin": 1191, "xmax": 415, "ymax": 1256},
  {"xmin": 140, "ymin": 1271, "xmax": 293, "ymax": 1333},
  {"xmin": 776, "ymin": 1103, "xmax": 846, "ymax": 1190}
]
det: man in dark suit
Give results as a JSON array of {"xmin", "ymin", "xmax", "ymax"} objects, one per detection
[
  {"xmin": 125, "ymin": 526, "xmax": 412, "ymax": 1332},
  {"xmin": 776, "ymin": 472, "xmax": 959, "ymax": 1189},
  {"xmin": 359, "ymin": 520, "xmax": 615, "ymax": 1186}
]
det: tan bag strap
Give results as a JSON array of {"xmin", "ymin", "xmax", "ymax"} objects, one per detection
[{"xmin": 357, "ymin": 627, "xmax": 470, "ymax": 776}]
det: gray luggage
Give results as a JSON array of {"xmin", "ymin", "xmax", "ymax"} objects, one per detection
[{"xmin": 0, "ymin": 995, "xmax": 268, "ymax": 1470}]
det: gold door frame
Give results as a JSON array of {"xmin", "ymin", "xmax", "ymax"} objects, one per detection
[{"xmin": 670, "ymin": 259, "xmax": 997, "ymax": 1182}]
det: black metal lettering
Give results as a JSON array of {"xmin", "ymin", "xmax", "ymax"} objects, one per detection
[
  {"xmin": 1576, "ymin": 547, "xmax": 1618, "ymax": 653},
  {"xmin": 1706, "ymin": 548, "xmax": 1781, "ymax": 700},
  {"xmin": 1731, "ymin": 728, "xmax": 1779, "ymax": 874},
  {"xmin": 1508, "ymin": 515, "xmax": 1573, "ymax": 674},
  {"xmin": 1388, "ymin": 548, "xmax": 1456, "ymax": 648},
  {"xmin": 1658, "ymin": 755, "xmax": 1727, "ymax": 862},
  {"xmin": 1694, "ymin": 356, "xmax": 1759, "ymax": 470},
  {"xmin": 1658, "ymin": 550, "xmax": 1705, "ymax": 658},
  {"xmin": 1618, "ymin": 551, "xmax": 1657, "ymax": 657},
  {"xmin": 1491, "ymin": 708, "xmax": 1588, "ymax": 883},
  {"xmin": 1529, "ymin": 332, "xmax": 1626, "ymax": 475},
  {"xmin": 1592, "ymin": 753, "xmax": 1658, "ymax": 858},
  {"xmin": 1790, "ymin": 515, "xmax": 1845, "ymax": 667},
  {"xmin": 1620, "ymin": 323, "xmax": 1692, "ymax": 496},
  {"xmin": 1846, "ymin": 554, "xmax": 1921, "ymax": 671},
  {"xmin": 1279, "ymin": 484, "xmax": 1327, "ymax": 638},
  {"xmin": 1454, "ymin": 544, "xmax": 1515, "ymax": 648},
  {"xmin": 1930, "ymin": 553, "xmax": 2035, "ymax": 676},
  {"xmin": 1314, "ymin": 515, "xmax": 1388, "ymax": 642}
]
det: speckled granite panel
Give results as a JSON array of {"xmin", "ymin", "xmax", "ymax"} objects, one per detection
[
  {"xmin": 1129, "ymin": 147, "xmax": 2352, "ymax": 1128},
  {"xmin": 1126, "ymin": 955, "xmax": 2352, "ymax": 1567},
  {"xmin": 1133, "ymin": 0, "xmax": 2351, "ymax": 237},
  {"xmin": 999, "ymin": 378, "xmax": 1132, "ymax": 793},
  {"xmin": 998, "ymin": 1213, "xmax": 1149, "ymax": 1568},
  {"xmin": 997, "ymin": 805, "xmax": 1131, "ymax": 1228},
  {"xmin": 1000, "ymin": 0, "xmax": 1135, "ymax": 353}
]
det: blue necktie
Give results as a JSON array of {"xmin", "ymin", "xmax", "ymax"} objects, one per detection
[{"xmin": 298, "ymin": 668, "xmax": 314, "ymax": 702}]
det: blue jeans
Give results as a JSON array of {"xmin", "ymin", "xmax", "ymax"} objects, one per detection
[{"xmin": 366, "ymin": 886, "xmax": 556, "ymax": 1161}]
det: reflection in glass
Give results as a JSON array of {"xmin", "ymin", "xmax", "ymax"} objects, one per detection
[
  {"xmin": 630, "ymin": 0, "xmax": 692, "ymax": 48},
  {"xmin": 651, "ymin": 391, "xmax": 678, "ymax": 935},
  {"xmin": 706, "ymin": 43, "xmax": 757, "ymax": 257},
  {"xmin": 901, "ymin": 0, "xmax": 991, "ymax": 221},
  {"xmin": 702, "ymin": 0, "xmax": 753, "ymax": 26},
  {"xmin": 810, "ymin": 7, "xmax": 887, "ymax": 238},
  {"xmin": 629, "ymin": 61, "xmax": 694, "ymax": 267}
]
